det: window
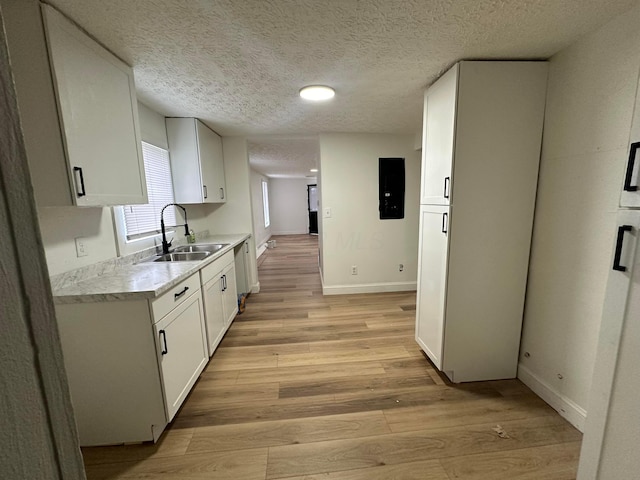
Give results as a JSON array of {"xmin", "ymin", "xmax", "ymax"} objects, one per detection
[
  {"xmin": 262, "ymin": 180, "xmax": 270, "ymax": 228},
  {"xmin": 124, "ymin": 142, "xmax": 176, "ymax": 239},
  {"xmin": 113, "ymin": 142, "xmax": 176, "ymax": 256}
]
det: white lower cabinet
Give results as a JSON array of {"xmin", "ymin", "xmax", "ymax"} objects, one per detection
[
  {"xmin": 154, "ymin": 290, "xmax": 208, "ymax": 421},
  {"xmin": 55, "ymin": 273, "xmax": 207, "ymax": 446},
  {"xmin": 415, "ymin": 205, "xmax": 450, "ymax": 370},
  {"xmin": 201, "ymin": 250, "xmax": 239, "ymax": 356}
]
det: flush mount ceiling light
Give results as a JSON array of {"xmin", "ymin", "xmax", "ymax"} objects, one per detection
[
  {"xmin": 310, "ymin": 168, "xmax": 318, "ymax": 173},
  {"xmin": 299, "ymin": 85, "xmax": 335, "ymax": 101}
]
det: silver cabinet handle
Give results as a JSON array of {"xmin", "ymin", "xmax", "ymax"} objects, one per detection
[
  {"xmin": 203, "ymin": 185, "xmax": 208, "ymax": 199},
  {"xmin": 220, "ymin": 187, "xmax": 225, "ymax": 199}
]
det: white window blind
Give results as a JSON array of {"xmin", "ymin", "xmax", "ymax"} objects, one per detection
[
  {"xmin": 123, "ymin": 142, "xmax": 176, "ymax": 240},
  {"xmin": 262, "ymin": 180, "xmax": 270, "ymax": 228}
]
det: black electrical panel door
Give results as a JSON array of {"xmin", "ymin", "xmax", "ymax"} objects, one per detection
[{"xmin": 379, "ymin": 158, "xmax": 405, "ymax": 219}]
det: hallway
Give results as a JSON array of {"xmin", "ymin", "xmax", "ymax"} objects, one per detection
[{"xmin": 82, "ymin": 234, "xmax": 581, "ymax": 479}]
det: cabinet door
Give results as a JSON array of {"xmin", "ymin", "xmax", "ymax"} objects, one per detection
[
  {"xmin": 155, "ymin": 290, "xmax": 208, "ymax": 421},
  {"xmin": 622, "ymin": 71, "xmax": 640, "ymax": 207},
  {"xmin": 211, "ymin": 128, "xmax": 227, "ymax": 202},
  {"xmin": 421, "ymin": 64, "xmax": 458, "ymax": 205},
  {"xmin": 167, "ymin": 118, "xmax": 204, "ymax": 204},
  {"xmin": 196, "ymin": 121, "xmax": 226, "ymax": 204},
  {"xmin": 415, "ymin": 205, "xmax": 450, "ymax": 369},
  {"xmin": 578, "ymin": 210, "xmax": 640, "ymax": 479},
  {"xmin": 202, "ymin": 275, "xmax": 226, "ymax": 356},
  {"xmin": 42, "ymin": 5, "xmax": 147, "ymax": 206},
  {"xmin": 222, "ymin": 263, "xmax": 239, "ymax": 326}
]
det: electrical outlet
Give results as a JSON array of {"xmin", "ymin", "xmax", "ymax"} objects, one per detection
[
  {"xmin": 75, "ymin": 237, "xmax": 88, "ymax": 257},
  {"xmin": 323, "ymin": 207, "xmax": 332, "ymax": 218},
  {"xmin": 399, "ymin": 263, "xmax": 404, "ymax": 272},
  {"xmin": 351, "ymin": 265, "xmax": 358, "ymax": 275}
]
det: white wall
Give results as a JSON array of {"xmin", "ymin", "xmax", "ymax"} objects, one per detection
[
  {"xmin": 204, "ymin": 137, "xmax": 259, "ymax": 290},
  {"xmin": 138, "ymin": 102, "xmax": 169, "ymax": 149},
  {"xmin": 319, "ymin": 133, "xmax": 420, "ymax": 294},
  {"xmin": 270, "ymin": 177, "xmax": 315, "ymax": 235},
  {"xmin": 250, "ymin": 168, "xmax": 272, "ymax": 248},
  {"xmin": 518, "ymin": 3, "xmax": 640, "ymax": 431}
]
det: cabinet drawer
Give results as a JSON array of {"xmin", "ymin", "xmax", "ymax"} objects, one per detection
[
  {"xmin": 151, "ymin": 273, "xmax": 201, "ymax": 321},
  {"xmin": 200, "ymin": 250, "xmax": 234, "ymax": 285}
]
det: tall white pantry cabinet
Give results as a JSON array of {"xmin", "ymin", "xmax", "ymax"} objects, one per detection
[{"xmin": 415, "ymin": 61, "xmax": 548, "ymax": 382}]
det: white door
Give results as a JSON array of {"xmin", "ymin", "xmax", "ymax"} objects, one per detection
[
  {"xmin": 578, "ymin": 210, "xmax": 640, "ymax": 479},
  {"xmin": 222, "ymin": 263, "xmax": 239, "ymax": 326},
  {"xmin": 415, "ymin": 204, "xmax": 451, "ymax": 369},
  {"xmin": 43, "ymin": 5, "xmax": 147, "ymax": 206},
  {"xmin": 155, "ymin": 290, "xmax": 208, "ymax": 420},
  {"xmin": 421, "ymin": 64, "xmax": 458, "ymax": 206},
  {"xmin": 202, "ymin": 275, "xmax": 226, "ymax": 356}
]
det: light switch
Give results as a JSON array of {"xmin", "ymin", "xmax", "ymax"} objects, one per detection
[{"xmin": 323, "ymin": 207, "xmax": 332, "ymax": 218}]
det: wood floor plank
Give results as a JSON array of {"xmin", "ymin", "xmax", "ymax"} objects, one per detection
[
  {"xmin": 439, "ymin": 441, "xmax": 582, "ymax": 479},
  {"xmin": 277, "ymin": 345, "xmax": 411, "ymax": 367},
  {"xmin": 187, "ymin": 411, "xmax": 391, "ymax": 454},
  {"xmin": 183, "ymin": 381, "xmax": 280, "ymax": 407},
  {"xmin": 235, "ymin": 360, "xmax": 388, "ymax": 385},
  {"xmin": 269, "ymin": 459, "xmax": 451, "ymax": 480},
  {"xmin": 85, "ymin": 448, "xmax": 268, "ymax": 480},
  {"xmin": 279, "ymin": 373, "xmax": 434, "ymax": 399}
]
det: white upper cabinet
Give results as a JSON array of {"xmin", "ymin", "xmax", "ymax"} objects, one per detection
[
  {"xmin": 421, "ymin": 64, "xmax": 458, "ymax": 205},
  {"xmin": 4, "ymin": 2, "xmax": 147, "ymax": 206},
  {"xmin": 42, "ymin": 5, "xmax": 147, "ymax": 206},
  {"xmin": 166, "ymin": 118, "xmax": 227, "ymax": 204}
]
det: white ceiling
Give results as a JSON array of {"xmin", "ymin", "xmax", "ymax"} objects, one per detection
[
  {"xmin": 248, "ymin": 137, "xmax": 319, "ymax": 178},
  {"xmin": 49, "ymin": 0, "xmax": 638, "ymax": 177}
]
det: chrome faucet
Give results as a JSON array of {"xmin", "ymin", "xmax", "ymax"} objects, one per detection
[{"xmin": 160, "ymin": 203, "xmax": 190, "ymax": 254}]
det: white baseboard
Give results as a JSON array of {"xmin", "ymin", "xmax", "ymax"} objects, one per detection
[
  {"xmin": 517, "ymin": 363, "xmax": 586, "ymax": 432},
  {"xmin": 322, "ymin": 281, "xmax": 417, "ymax": 295},
  {"xmin": 256, "ymin": 244, "xmax": 267, "ymax": 258}
]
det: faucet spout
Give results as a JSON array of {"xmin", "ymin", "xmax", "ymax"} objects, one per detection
[{"xmin": 160, "ymin": 203, "xmax": 190, "ymax": 254}]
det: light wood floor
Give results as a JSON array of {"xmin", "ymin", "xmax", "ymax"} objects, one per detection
[{"xmin": 82, "ymin": 234, "xmax": 582, "ymax": 479}]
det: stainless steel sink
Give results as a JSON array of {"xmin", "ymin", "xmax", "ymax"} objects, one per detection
[
  {"xmin": 150, "ymin": 251, "xmax": 212, "ymax": 262},
  {"xmin": 173, "ymin": 243, "xmax": 229, "ymax": 254}
]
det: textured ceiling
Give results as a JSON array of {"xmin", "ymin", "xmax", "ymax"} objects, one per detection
[
  {"xmin": 248, "ymin": 137, "xmax": 319, "ymax": 178},
  {"xmin": 48, "ymin": 0, "xmax": 638, "ymax": 176}
]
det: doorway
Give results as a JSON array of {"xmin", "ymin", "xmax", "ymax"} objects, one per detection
[{"xmin": 307, "ymin": 184, "xmax": 318, "ymax": 235}]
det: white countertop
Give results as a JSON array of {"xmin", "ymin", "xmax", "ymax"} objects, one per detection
[{"xmin": 52, "ymin": 233, "xmax": 250, "ymax": 304}]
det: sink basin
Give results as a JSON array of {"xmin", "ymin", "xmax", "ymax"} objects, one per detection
[
  {"xmin": 150, "ymin": 251, "xmax": 211, "ymax": 262},
  {"xmin": 173, "ymin": 243, "xmax": 229, "ymax": 254}
]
